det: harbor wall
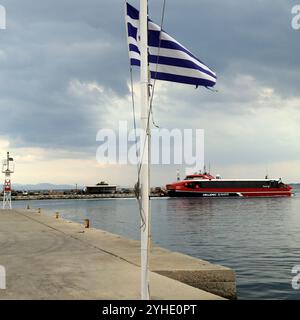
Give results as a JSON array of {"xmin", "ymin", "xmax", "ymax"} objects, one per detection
[{"xmin": 0, "ymin": 209, "xmax": 236, "ymax": 299}]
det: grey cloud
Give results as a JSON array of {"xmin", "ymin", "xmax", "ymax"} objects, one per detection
[{"xmin": 0, "ymin": 0, "xmax": 299, "ymax": 165}]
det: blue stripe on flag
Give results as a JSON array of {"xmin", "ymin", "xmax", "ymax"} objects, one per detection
[
  {"xmin": 127, "ymin": 3, "xmax": 139, "ymax": 20},
  {"xmin": 150, "ymin": 71, "xmax": 216, "ymax": 87},
  {"xmin": 131, "ymin": 58, "xmax": 141, "ymax": 66},
  {"xmin": 129, "ymin": 44, "xmax": 140, "ymax": 54},
  {"xmin": 127, "ymin": 23, "xmax": 138, "ymax": 39}
]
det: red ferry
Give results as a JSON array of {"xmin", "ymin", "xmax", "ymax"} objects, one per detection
[{"xmin": 166, "ymin": 172, "xmax": 292, "ymax": 198}]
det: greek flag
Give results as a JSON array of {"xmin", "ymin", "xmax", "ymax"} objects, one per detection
[{"xmin": 126, "ymin": 2, "xmax": 217, "ymax": 88}]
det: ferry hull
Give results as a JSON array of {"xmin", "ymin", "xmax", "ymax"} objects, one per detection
[
  {"xmin": 167, "ymin": 190, "xmax": 292, "ymax": 198},
  {"xmin": 167, "ymin": 191, "xmax": 240, "ymax": 197}
]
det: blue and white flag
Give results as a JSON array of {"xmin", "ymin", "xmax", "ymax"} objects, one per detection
[{"xmin": 126, "ymin": 2, "xmax": 217, "ymax": 88}]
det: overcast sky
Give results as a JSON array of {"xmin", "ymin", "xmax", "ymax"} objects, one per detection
[{"xmin": 0, "ymin": 0, "xmax": 299, "ymax": 186}]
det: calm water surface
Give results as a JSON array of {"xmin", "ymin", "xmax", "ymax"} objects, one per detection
[{"xmin": 13, "ymin": 190, "xmax": 300, "ymax": 299}]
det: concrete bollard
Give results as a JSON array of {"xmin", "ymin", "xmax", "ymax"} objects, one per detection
[
  {"xmin": 55, "ymin": 212, "xmax": 60, "ymax": 219},
  {"xmin": 84, "ymin": 219, "xmax": 90, "ymax": 228}
]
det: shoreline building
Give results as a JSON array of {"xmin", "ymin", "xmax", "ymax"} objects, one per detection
[{"xmin": 85, "ymin": 181, "xmax": 117, "ymax": 195}]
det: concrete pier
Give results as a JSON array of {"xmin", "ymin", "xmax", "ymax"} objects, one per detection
[{"xmin": 0, "ymin": 209, "xmax": 236, "ymax": 300}]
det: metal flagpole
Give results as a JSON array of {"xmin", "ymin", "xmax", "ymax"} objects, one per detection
[{"xmin": 140, "ymin": 0, "xmax": 150, "ymax": 300}]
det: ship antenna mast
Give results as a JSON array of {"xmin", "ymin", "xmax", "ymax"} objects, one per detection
[
  {"xmin": 177, "ymin": 169, "xmax": 180, "ymax": 181},
  {"xmin": 2, "ymin": 152, "xmax": 14, "ymax": 209}
]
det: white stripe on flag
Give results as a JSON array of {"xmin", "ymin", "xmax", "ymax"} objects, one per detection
[
  {"xmin": 130, "ymin": 51, "xmax": 140, "ymax": 60},
  {"xmin": 149, "ymin": 63, "xmax": 216, "ymax": 82},
  {"xmin": 126, "ymin": 15, "xmax": 139, "ymax": 29}
]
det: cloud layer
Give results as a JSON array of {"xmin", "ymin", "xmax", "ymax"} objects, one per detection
[{"xmin": 0, "ymin": 0, "xmax": 299, "ymax": 184}]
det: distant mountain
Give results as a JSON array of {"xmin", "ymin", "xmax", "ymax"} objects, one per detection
[{"xmin": 12, "ymin": 183, "xmax": 82, "ymax": 191}]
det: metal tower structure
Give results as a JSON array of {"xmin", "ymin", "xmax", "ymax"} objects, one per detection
[{"xmin": 2, "ymin": 152, "xmax": 14, "ymax": 209}]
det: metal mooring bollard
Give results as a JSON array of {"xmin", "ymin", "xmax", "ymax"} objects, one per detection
[
  {"xmin": 27, "ymin": 205, "xmax": 30, "ymax": 210},
  {"xmin": 37, "ymin": 208, "xmax": 41, "ymax": 213},
  {"xmin": 55, "ymin": 212, "xmax": 60, "ymax": 219},
  {"xmin": 84, "ymin": 219, "xmax": 90, "ymax": 228}
]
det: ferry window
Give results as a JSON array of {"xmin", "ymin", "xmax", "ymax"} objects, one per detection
[
  {"xmin": 186, "ymin": 183, "xmax": 195, "ymax": 189},
  {"xmin": 270, "ymin": 181, "xmax": 277, "ymax": 188}
]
